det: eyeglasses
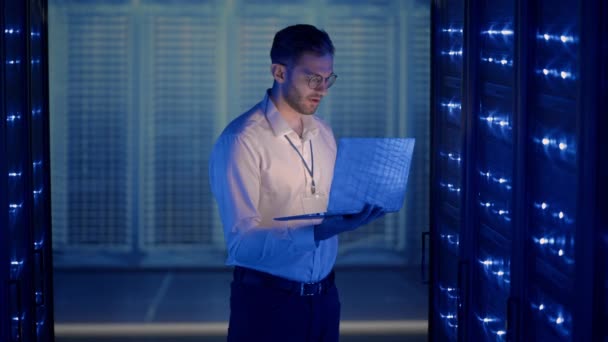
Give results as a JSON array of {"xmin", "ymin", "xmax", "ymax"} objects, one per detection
[
  {"xmin": 278, "ymin": 62, "xmax": 338, "ymax": 90},
  {"xmin": 305, "ymin": 72, "xmax": 338, "ymax": 90}
]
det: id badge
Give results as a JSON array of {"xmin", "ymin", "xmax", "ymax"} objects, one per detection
[{"xmin": 301, "ymin": 192, "xmax": 328, "ymax": 215}]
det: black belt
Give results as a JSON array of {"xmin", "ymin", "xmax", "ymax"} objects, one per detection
[{"xmin": 233, "ymin": 266, "xmax": 335, "ymax": 296}]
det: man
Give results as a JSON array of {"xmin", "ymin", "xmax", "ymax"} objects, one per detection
[{"xmin": 209, "ymin": 24, "xmax": 384, "ymax": 341}]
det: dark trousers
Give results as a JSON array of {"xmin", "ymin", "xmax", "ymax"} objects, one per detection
[{"xmin": 227, "ymin": 267, "xmax": 341, "ymax": 342}]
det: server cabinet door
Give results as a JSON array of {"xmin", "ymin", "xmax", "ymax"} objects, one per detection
[
  {"xmin": 470, "ymin": 0, "xmax": 515, "ymax": 340},
  {"xmin": 430, "ymin": 0, "xmax": 465, "ymax": 341},
  {"xmin": 28, "ymin": 0, "xmax": 55, "ymax": 339},
  {"xmin": 524, "ymin": 1, "xmax": 579, "ymax": 340},
  {"xmin": 2, "ymin": 1, "xmax": 54, "ymax": 341},
  {"xmin": 3, "ymin": 2, "xmax": 36, "ymax": 341}
]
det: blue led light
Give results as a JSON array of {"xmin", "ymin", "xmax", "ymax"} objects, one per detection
[
  {"xmin": 478, "ymin": 255, "xmax": 511, "ymax": 286},
  {"xmin": 479, "ymin": 169, "xmax": 512, "ymax": 190},
  {"xmin": 440, "ymin": 312, "xmax": 459, "ymax": 328},
  {"xmin": 537, "ymin": 33, "xmax": 576, "ymax": 44},
  {"xmin": 440, "ymin": 100, "xmax": 461, "ymax": 123},
  {"xmin": 480, "ymin": 114, "xmax": 512, "ymax": 130},
  {"xmin": 32, "ymin": 108, "xmax": 42, "ymax": 116},
  {"xmin": 531, "ymin": 297, "xmax": 572, "ymax": 337},
  {"xmin": 439, "ymin": 285, "xmax": 456, "ymax": 292},
  {"xmin": 4, "ymin": 28, "xmax": 21, "ymax": 34},
  {"xmin": 6, "ymin": 59, "xmax": 21, "ymax": 65},
  {"xmin": 6, "ymin": 113, "xmax": 22, "ymax": 122},
  {"xmin": 438, "ymin": 282, "xmax": 459, "ymax": 333},
  {"xmin": 479, "ymin": 199, "xmax": 511, "ymax": 221},
  {"xmin": 441, "ymin": 49, "xmax": 463, "ymax": 57},
  {"xmin": 537, "ymin": 237, "xmax": 553, "ymax": 245},
  {"xmin": 31, "ymin": 59, "xmax": 41, "ymax": 65},
  {"xmin": 33, "ymin": 189, "xmax": 43, "ymax": 196},
  {"xmin": 481, "ymin": 28, "xmax": 514, "ymax": 36},
  {"xmin": 481, "ymin": 56, "xmax": 513, "ymax": 67},
  {"xmin": 533, "ymin": 135, "xmax": 576, "ymax": 158},
  {"xmin": 8, "ymin": 172, "xmax": 22, "ymax": 177},
  {"xmin": 533, "ymin": 200, "xmax": 575, "ymax": 224},
  {"xmin": 439, "ymin": 285, "xmax": 459, "ymax": 299},
  {"xmin": 446, "ymin": 321, "xmax": 458, "ymax": 328},
  {"xmin": 480, "ymin": 259, "xmax": 493, "ymax": 266},
  {"xmin": 532, "ymin": 234, "xmax": 575, "ymax": 265},
  {"xmin": 439, "ymin": 151, "xmax": 462, "ymax": 163},
  {"xmin": 476, "ymin": 315, "xmax": 498, "ymax": 323},
  {"xmin": 33, "ymin": 160, "xmax": 43, "ymax": 168},
  {"xmin": 441, "ymin": 101, "xmax": 462, "ymax": 111},
  {"xmin": 537, "ymin": 67, "xmax": 575, "ymax": 80},
  {"xmin": 475, "ymin": 311, "xmax": 508, "ymax": 340},
  {"xmin": 440, "ymin": 182, "xmax": 461, "ymax": 193},
  {"xmin": 442, "ymin": 28, "xmax": 463, "ymax": 34},
  {"xmin": 30, "ymin": 31, "xmax": 41, "ymax": 37},
  {"xmin": 440, "ymin": 233, "xmax": 459, "ymax": 246}
]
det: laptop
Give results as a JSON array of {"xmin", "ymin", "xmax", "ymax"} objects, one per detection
[{"xmin": 274, "ymin": 137, "xmax": 415, "ymax": 221}]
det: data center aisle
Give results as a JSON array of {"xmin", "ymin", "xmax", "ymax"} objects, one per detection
[{"xmin": 53, "ymin": 268, "xmax": 428, "ymax": 342}]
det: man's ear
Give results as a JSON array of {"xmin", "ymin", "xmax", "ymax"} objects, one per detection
[{"xmin": 271, "ymin": 63, "xmax": 287, "ymax": 83}]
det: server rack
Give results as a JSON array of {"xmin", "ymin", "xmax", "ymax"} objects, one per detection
[
  {"xmin": 0, "ymin": 1, "xmax": 55, "ymax": 341},
  {"xmin": 467, "ymin": 1, "xmax": 515, "ymax": 341},
  {"xmin": 429, "ymin": 0, "xmax": 465, "ymax": 340},
  {"xmin": 429, "ymin": 0, "xmax": 606, "ymax": 341}
]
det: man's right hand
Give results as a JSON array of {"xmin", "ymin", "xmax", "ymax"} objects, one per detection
[{"xmin": 313, "ymin": 203, "xmax": 385, "ymax": 242}]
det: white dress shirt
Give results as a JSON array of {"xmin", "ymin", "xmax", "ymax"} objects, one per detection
[{"xmin": 209, "ymin": 91, "xmax": 338, "ymax": 283}]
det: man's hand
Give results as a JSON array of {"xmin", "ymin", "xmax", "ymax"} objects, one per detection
[{"xmin": 313, "ymin": 204, "xmax": 385, "ymax": 242}]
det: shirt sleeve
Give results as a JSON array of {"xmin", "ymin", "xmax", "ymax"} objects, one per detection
[{"xmin": 209, "ymin": 133, "xmax": 318, "ymax": 266}]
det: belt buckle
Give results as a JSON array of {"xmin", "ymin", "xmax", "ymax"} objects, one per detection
[{"xmin": 300, "ymin": 282, "xmax": 322, "ymax": 296}]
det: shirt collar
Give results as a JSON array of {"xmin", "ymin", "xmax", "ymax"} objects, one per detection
[{"xmin": 262, "ymin": 90, "xmax": 319, "ymax": 140}]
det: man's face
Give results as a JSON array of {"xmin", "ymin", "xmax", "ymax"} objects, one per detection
[{"xmin": 282, "ymin": 53, "xmax": 334, "ymax": 115}]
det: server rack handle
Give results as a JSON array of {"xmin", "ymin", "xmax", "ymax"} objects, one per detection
[
  {"xmin": 421, "ymin": 231, "xmax": 430, "ymax": 284},
  {"xmin": 8, "ymin": 279, "xmax": 23, "ymax": 342}
]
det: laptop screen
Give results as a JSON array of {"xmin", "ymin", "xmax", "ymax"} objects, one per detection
[{"xmin": 326, "ymin": 137, "xmax": 415, "ymax": 213}]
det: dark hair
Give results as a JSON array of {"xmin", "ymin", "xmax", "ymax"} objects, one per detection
[{"xmin": 270, "ymin": 24, "xmax": 335, "ymax": 66}]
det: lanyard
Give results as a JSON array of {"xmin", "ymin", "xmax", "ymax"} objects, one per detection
[{"xmin": 284, "ymin": 135, "xmax": 316, "ymax": 194}]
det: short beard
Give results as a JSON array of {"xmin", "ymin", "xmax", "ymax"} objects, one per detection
[{"xmin": 283, "ymin": 81, "xmax": 316, "ymax": 115}]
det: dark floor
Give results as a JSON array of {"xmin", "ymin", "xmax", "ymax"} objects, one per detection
[{"xmin": 53, "ymin": 267, "xmax": 428, "ymax": 341}]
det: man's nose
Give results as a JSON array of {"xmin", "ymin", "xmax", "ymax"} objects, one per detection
[{"xmin": 316, "ymin": 80, "xmax": 329, "ymax": 94}]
